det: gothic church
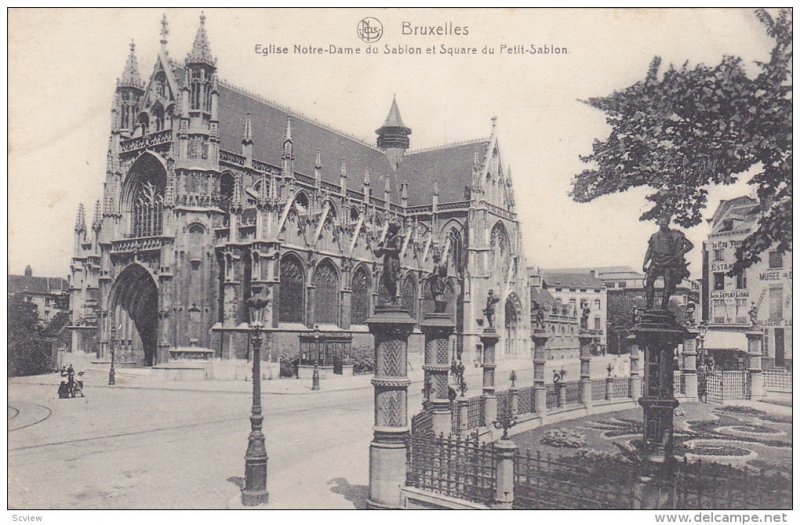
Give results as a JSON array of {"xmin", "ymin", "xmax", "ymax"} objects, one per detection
[{"xmin": 69, "ymin": 13, "xmax": 529, "ymax": 370}]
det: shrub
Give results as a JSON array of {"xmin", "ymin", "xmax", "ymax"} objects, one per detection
[
  {"xmin": 540, "ymin": 428, "xmax": 587, "ymax": 449},
  {"xmin": 350, "ymin": 345, "xmax": 375, "ymax": 375}
]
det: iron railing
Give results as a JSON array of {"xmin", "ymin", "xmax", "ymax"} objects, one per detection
[
  {"xmin": 591, "ymin": 380, "xmax": 606, "ymax": 400},
  {"xmin": 513, "ymin": 449, "xmax": 636, "ymax": 509},
  {"xmin": 673, "ymin": 371, "xmax": 683, "ymax": 395},
  {"xmin": 451, "ymin": 401, "xmax": 461, "ymax": 435},
  {"xmin": 763, "ymin": 368, "xmax": 792, "ymax": 391},
  {"xmin": 411, "ymin": 408, "xmax": 433, "ymax": 436},
  {"xmin": 612, "ymin": 378, "xmax": 629, "ymax": 398},
  {"xmin": 517, "ymin": 386, "xmax": 535, "ymax": 415},
  {"xmin": 406, "ymin": 434, "xmax": 496, "ymax": 506},
  {"xmin": 564, "ymin": 381, "xmax": 581, "ymax": 405},
  {"xmin": 672, "ymin": 458, "xmax": 791, "ymax": 510},
  {"xmin": 497, "ymin": 390, "xmax": 511, "ymax": 419},
  {"xmin": 545, "ymin": 384, "xmax": 558, "ymax": 409},
  {"xmin": 467, "ymin": 395, "xmax": 484, "ymax": 430}
]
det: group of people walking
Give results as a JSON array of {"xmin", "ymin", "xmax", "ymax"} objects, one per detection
[{"xmin": 57, "ymin": 364, "xmax": 85, "ymax": 399}]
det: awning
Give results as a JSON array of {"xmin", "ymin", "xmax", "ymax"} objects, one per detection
[{"xmin": 703, "ymin": 330, "xmax": 747, "ymax": 352}]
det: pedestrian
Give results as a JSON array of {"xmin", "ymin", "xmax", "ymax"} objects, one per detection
[
  {"xmin": 553, "ymin": 370, "xmax": 561, "ymax": 384},
  {"xmin": 58, "ymin": 381, "xmax": 69, "ymax": 399}
]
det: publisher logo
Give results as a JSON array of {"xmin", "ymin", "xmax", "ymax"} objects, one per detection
[{"xmin": 357, "ymin": 17, "xmax": 383, "ymax": 43}]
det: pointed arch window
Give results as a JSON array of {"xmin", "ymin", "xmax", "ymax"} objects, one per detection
[
  {"xmin": 351, "ymin": 267, "xmax": 371, "ymax": 325},
  {"xmin": 401, "ymin": 275, "xmax": 418, "ymax": 319},
  {"xmin": 132, "ymin": 181, "xmax": 163, "ymax": 237},
  {"xmin": 279, "ymin": 256, "xmax": 305, "ymax": 323},
  {"xmin": 449, "ymin": 228, "xmax": 464, "ymax": 274},
  {"xmin": 489, "ymin": 223, "xmax": 510, "ymax": 276},
  {"xmin": 314, "ymin": 261, "xmax": 340, "ymax": 325},
  {"xmin": 190, "ymin": 69, "xmax": 202, "ymax": 110},
  {"xmin": 152, "ymin": 104, "xmax": 165, "ymax": 132}
]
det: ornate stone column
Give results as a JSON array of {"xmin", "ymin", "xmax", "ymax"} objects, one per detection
[
  {"xmin": 367, "ymin": 304, "xmax": 416, "ymax": 509},
  {"xmin": 682, "ymin": 328, "xmax": 699, "ymax": 401},
  {"xmin": 578, "ymin": 330, "xmax": 594, "ymax": 407},
  {"xmin": 532, "ymin": 328, "xmax": 548, "ymax": 414},
  {"xmin": 628, "ymin": 334, "xmax": 641, "ymax": 402},
  {"xmin": 421, "ymin": 312, "xmax": 454, "ymax": 436},
  {"xmin": 632, "ymin": 310, "xmax": 688, "ymax": 464},
  {"xmin": 480, "ymin": 328, "xmax": 499, "ymax": 426},
  {"xmin": 746, "ymin": 328, "xmax": 765, "ymax": 400}
]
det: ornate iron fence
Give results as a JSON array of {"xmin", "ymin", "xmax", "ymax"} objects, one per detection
[
  {"xmin": 674, "ymin": 371, "xmax": 683, "ymax": 394},
  {"xmin": 406, "ymin": 433, "xmax": 496, "ymax": 506},
  {"xmin": 722, "ymin": 370, "xmax": 748, "ymax": 401},
  {"xmin": 672, "ymin": 458, "xmax": 791, "ymax": 510},
  {"xmin": 451, "ymin": 401, "xmax": 461, "ymax": 435},
  {"xmin": 545, "ymin": 384, "xmax": 558, "ymax": 409},
  {"xmin": 411, "ymin": 408, "xmax": 433, "ymax": 436},
  {"xmin": 467, "ymin": 395, "xmax": 484, "ymax": 430},
  {"xmin": 763, "ymin": 368, "xmax": 792, "ymax": 391},
  {"xmin": 564, "ymin": 381, "xmax": 581, "ymax": 405},
  {"xmin": 517, "ymin": 386, "xmax": 534, "ymax": 415},
  {"xmin": 513, "ymin": 449, "xmax": 636, "ymax": 509},
  {"xmin": 612, "ymin": 378, "xmax": 629, "ymax": 398},
  {"xmin": 591, "ymin": 379, "xmax": 606, "ymax": 400},
  {"xmin": 497, "ymin": 390, "xmax": 511, "ymax": 419}
]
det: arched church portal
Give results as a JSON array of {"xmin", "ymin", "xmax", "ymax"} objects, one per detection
[
  {"xmin": 504, "ymin": 292, "xmax": 523, "ymax": 358},
  {"xmin": 109, "ymin": 264, "xmax": 159, "ymax": 366}
]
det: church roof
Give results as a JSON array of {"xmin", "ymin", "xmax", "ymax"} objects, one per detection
[
  {"xmin": 400, "ymin": 140, "xmax": 490, "ymax": 206},
  {"xmin": 541, "ymin": 270, "xmax": 606, "ymax": 290},
  {"xmin": 218, "ymin": 82, "xmax": 397, "ymax": 199}
]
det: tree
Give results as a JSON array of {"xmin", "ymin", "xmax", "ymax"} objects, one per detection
[
  {"xmin": 571, "ymin": 9, "xmax": 791, "ymax": 273},
  {"xmin": 8, "ymin": 294, "xmax": 51, "ymax": 376}
]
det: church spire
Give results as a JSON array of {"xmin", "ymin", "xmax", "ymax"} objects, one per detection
[
  {"xmin": 92, "ymin": 200, "xmax": 102, "ymax": 231},
  {"xmin": 281, "ymin": 117, "xmax": 294, "ymax": 179},
  {"xmin": 159, "ymin": 13, "xmax": 169, "ymax": 52},
  {"xmin": 242, "ymin": 112, "xmax": 253, "ymax": 144},
  {"xmin": 230, "ymin": 175, "xmax": 243, "ymax": 214},
  {"xmin": 118, "ymin": 40, "xmax": 144, "ymax": 90},
  {"xmin": 186, "ymin": 11, "xmax": 216, "ymax": 66},
  {"xmin": 75, "ymin": 203, "xmax": 86, "ymax": 233},
  {"xmin": 376, "ymin": 94, "xmax": 411, "ymax": 170}
]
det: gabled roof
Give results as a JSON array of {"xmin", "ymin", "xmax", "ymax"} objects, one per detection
[
  {"xmin": 541, "ymin": 270, "xmax": 606, "ymax": 290},
  {"xmin": 400, "ymin": 140, "xmax": 489, "ymax": 206},
  {"xmin": 8, "ymin": 275, "xmax": 68, "ymax": 295},
  {"xmin": 531, "ymin": 287, "xmax": 555, "ymax": 308}
]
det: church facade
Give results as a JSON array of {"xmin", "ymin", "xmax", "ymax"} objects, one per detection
[{"xmin": 68, "ymin": 14, "xmax": 529, "ymax": 369}]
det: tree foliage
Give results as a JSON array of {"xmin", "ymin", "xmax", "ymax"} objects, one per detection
[
  {"xmin": 571, "ymin": 9, "xmax": 791, "ymax": 273},
  {"xmin": 8, "ymin": 295, "xmax": 52, "ymax": 377}
]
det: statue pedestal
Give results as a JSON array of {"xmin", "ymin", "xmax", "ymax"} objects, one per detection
[
  {"xmin": 532, "ymin": 329, "xmax": 549, "ymax": 415},
  {"xmin": 481, "ymin": 328, "xmax": 500, "ymax": 426},
  {"xmin": 632, "ymin": 310, "xmax": 688, "ymax": 464},
  {"xmin": 421, "ymin": 313, "xmax": 455, "ymax": 436},
  {"xmin": 367, "ymin": 304, "xmax": 415, "ymax": 509}
]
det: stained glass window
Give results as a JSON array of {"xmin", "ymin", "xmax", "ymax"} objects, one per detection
[
  {"xmin": 489, "ymin": 222, "xmax": 510, "ymax": 277},
  {"xmin": 449, "ymin": 228, "xmax": 463, "ymax": 274},
  {"xmin": 132, "ymin": 181, "xmax": 163, "ymax": 237},
  {"xmin": 351, "ymin": 267, "xmax": 370, "ymax": 325},
  {"xmin": 314, "ymin": 261, "xmax": 340, "ymax": 325},
  {"xmin": 279, "ymin": 255, "xmax": 305, "ymax": 323},
  {"xmin": 402, "ymin": 275, "xmax": 418, "ymax": 319}
]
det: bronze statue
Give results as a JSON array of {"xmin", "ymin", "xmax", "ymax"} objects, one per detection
[
  {"xmin": 429, "ymin": 251, "xmax": 449, "ymax": 314},
  {"xmin": 580, "ymin": 300, "xmax": 590, "ymax": 330},
  {"xmin": 483, "ymin": 289, "xmax": 500, "ymax": 329},
  {"xmin": 748, "ymin": 302, "xmax": 759, "ymax": 327},
  {"xmin": 374, "ymin": 220, "xmax": 403, "ymax": 305},
  {"xmin": 643, "ymin": 216, "xmax": 694, "ymax": 310},
  {"xmin": 534, "ymin": 308, "xmax": 546, "ymax": 330}
]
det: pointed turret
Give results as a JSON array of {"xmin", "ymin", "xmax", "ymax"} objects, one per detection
[
  {"xmin": 363, "ymin": 167, "xmax": 370, "ymax": 204},
  {"xmin": 432, "ymin": 182, "xmax": 439, "ymax": 210},
  {"xmin": 339, "ymin": 159, "xmax": 347, "ymax": 195},
  {"xmin": 401, "ymin": 180, "xmax": 409, "ymax": 208},
  {"xmin": 230, "ymin": 175, "xmax": 244, "ymax": 215},
  {"xmin": 383, "ymin": 176, "xmax": 391, "ymax": 208},
  {"xmin": 159, "ymin": 13, "xmax": 169, "ymax": 52},
  {"xmin": 118, "ymin": 40, "xmax": 144, "ymax": 90},
  {"xmin": 281, "ymin": 118, "xmax": 294, "ymax": 179},
  {"xmin": 376, "ymin": 95, "xmax": 411, "ymax": 170},
  {"xmin": 92, "ymin": 200, "xmax": 102, "ymax": 231},
  {"xmin": 75, "ymin": 203, "xmax": 86, "ymax": 234},
  {"xmin": 471, "ymin": 147, "xmax": 482, "ymax": 195},
  {"xmin": 241, "ymin": 112, "xmax": 253, "ymax": 161},
  {"xmin": 258, "ymin": 170, "xmax": 269, "ymax": 208},
  {"xmin": 185, "ymin": 11, "xmax": 216, "ymax": 67}
]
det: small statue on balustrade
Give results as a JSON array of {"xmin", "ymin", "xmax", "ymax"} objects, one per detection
[
  {"xmin": 483, "ymin": 289, "xmax": 500, "ymax": 329},
  {"xmin": 580, "ymin": 300, "xmax": 591, "ymax": 330},
  {"xmin": 428, "ymin": 250, "xmax": 449, "ymax": 314},
  {"xmin": 748, "ymin": 302, "xmax": 760, "ymax": 327}
]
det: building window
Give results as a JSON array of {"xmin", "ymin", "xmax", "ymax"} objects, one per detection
[
  {"xmin": 769, "ymin": 287, "xmax": 783, "ymax": 320},
  {"xmin": 594, "ymin": 316, "xmax": 601, "ymax": 330},
  {"xmin": 132, "ymin": 181, "xmax": 163, "ymax": 237},
  {"xmin": 713, "ymin": 272, "xmax": 725, "ymax": 291},
  {"xmin": 768, "ymin": 251, "xmax": 783, "ymax": 269},
  {"xmin": 593, "ymin": 299, "xmax": 601, "ymax": 310},
  {"xmin": 401, "ymin": 275, "xmax": 418, "ymax": 319},
  {"xmin": 279, "ymin": 255, "xmax": 305, "ymax": 323},
  {"xmin": 314, "ymin": 261, "xmax": 340, "ymax": 325},
  {"xmin": 735, "ymin": 271, "xmax": 747, "ymax": 290},
  {"xmin": 351, "ymin": 267, "xmax": 370, "ymax": 325},
  {"xmin": 618, "ymin": 281, "xmax": 627, "ymax": 288},
  {"xmin": 713, "ymin": 248, "xmax": 725, "ymax": 262}
]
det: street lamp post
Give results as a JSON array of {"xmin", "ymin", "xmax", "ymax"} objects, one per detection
[
  {"xmin": 698, "ymin": 322, "xmax": 709, "ymax": 368},
  {"xmin": 242, "ymin": 292, "xmax": 269, "ymax": 506},
  {"xmin": 312, "ymin": 328, "xmax": 321, "ymax": 391},
  {"xmin": 108, "ymin": 325, "xmax": 116, "ymax": 386}
]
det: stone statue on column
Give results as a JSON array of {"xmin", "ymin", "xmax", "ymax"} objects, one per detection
[
  {"xmin": 428, "ymin": 250, "xmax": 448, "ymax": 314},
  {"xmin": 483, "ymin": 289, "xmax": 500, "ymax": 328},
  {"xmin": 643, "ymin": 216, "xmax": 694, "ymax": 310}
]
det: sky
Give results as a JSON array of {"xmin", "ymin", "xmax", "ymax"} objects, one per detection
[{"xmin": 8, "ymin": 8, "xmax": 776, "ymax": 279}]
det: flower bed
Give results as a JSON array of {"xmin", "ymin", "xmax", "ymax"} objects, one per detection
[
  {"xmin": 540, "ymin": 428, "xmax": 587, "ymax": 449},
  {"xmin": 689, "ymin": 444, "xmax": 752, "ymax": 457}
]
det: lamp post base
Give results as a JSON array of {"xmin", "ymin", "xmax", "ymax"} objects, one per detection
[{"xmin": 242, "ymin": 430, "xmax": 269, "ymax": 506}]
